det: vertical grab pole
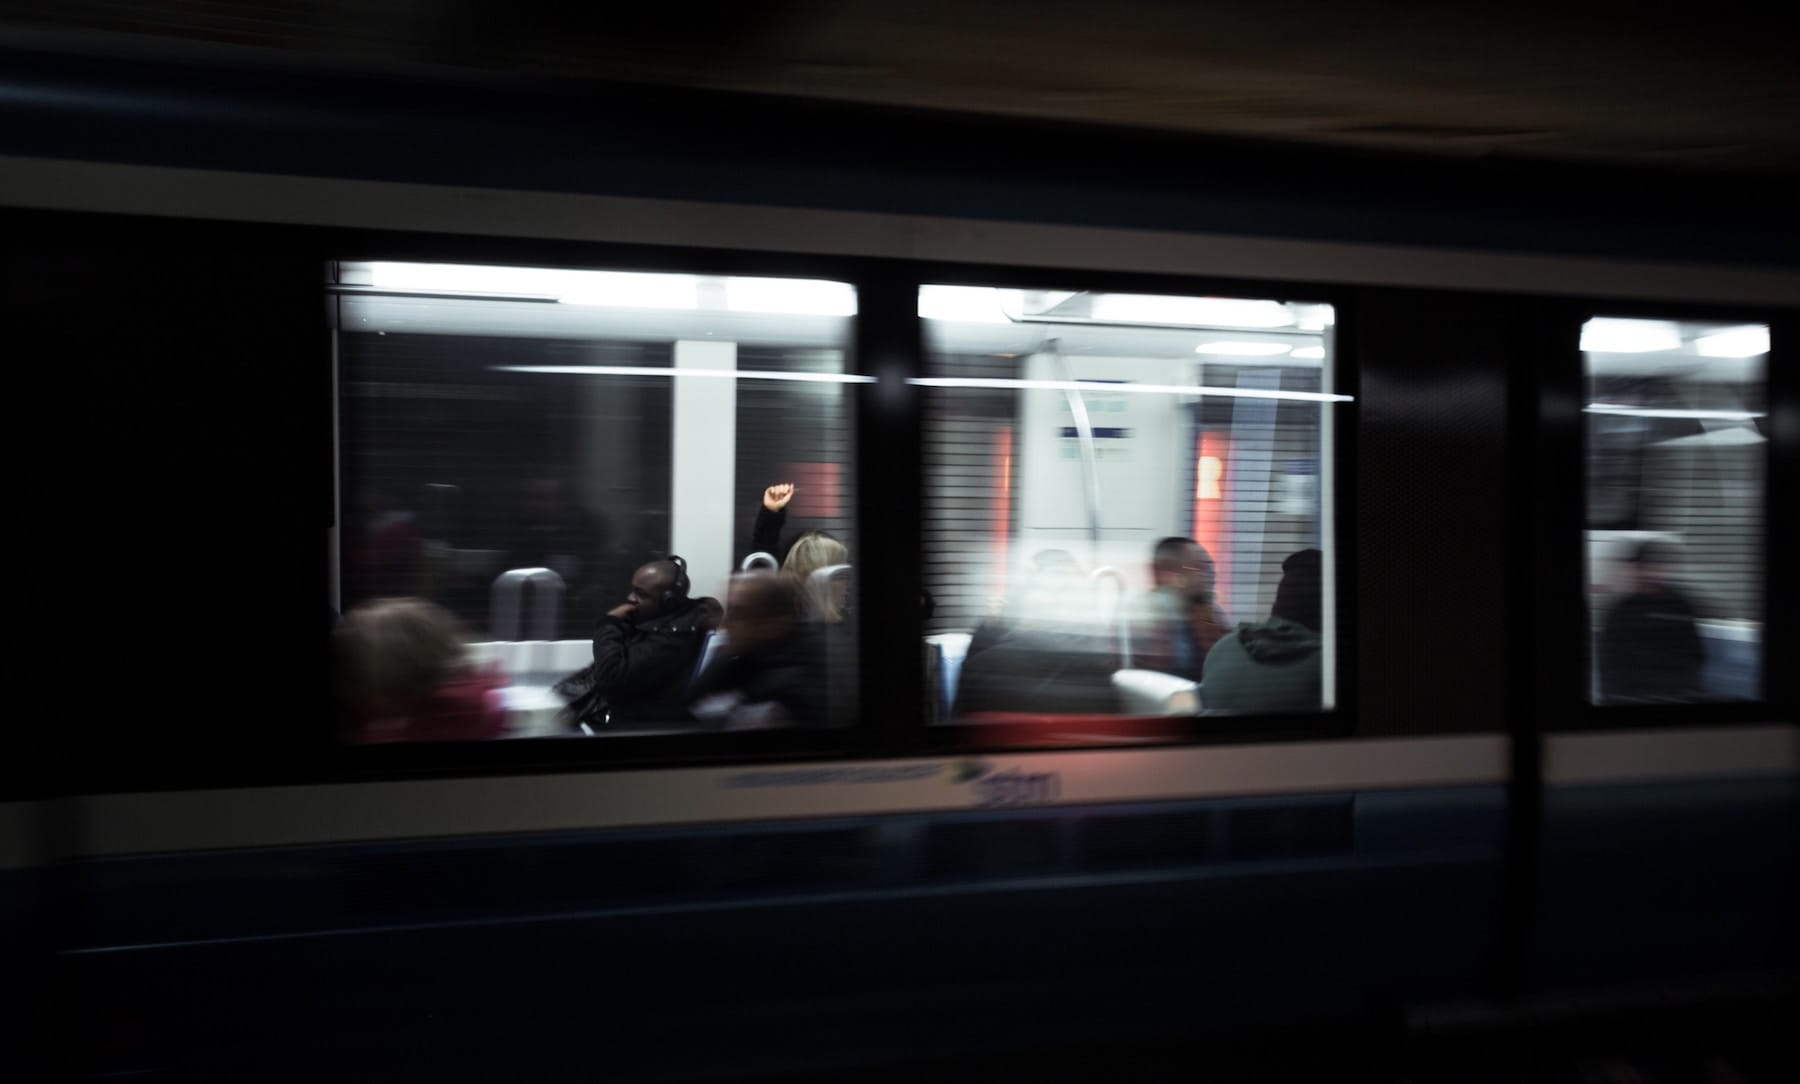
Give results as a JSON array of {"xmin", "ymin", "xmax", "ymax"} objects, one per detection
[{"xmin": 1048, "ymin": 340, "xmax": 1104, "ymax": 555}]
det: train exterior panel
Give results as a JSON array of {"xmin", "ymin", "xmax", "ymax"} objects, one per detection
[{"xmin": 2, "ymin": 39, "xmax": 1795, "ymax": 1079}]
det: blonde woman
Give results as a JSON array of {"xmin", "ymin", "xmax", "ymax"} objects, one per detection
[{"xmin": 750, "ymin": 482, "xmax": 851, "ymax": 624}]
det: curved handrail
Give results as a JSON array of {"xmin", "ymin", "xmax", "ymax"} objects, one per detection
[
  {"xmin": 806, "ymin": 563, "xmax": 853, "ymax": 618},
  {"xmin": 1089, "ymin": 565, "xmax": 1133, "ymax": 666}
]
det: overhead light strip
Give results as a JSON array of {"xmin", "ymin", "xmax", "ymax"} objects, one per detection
[
  {"xmin": 494, "ymin": 365, "xmax": 873, "ymax": 384},
  {"xmin": 1585, "ymin": 404, "xmax": 1764, "ymax": 420},
  {"xmin": 909, "ymin": 377, "xmax": 1351, "ymax": 403}
]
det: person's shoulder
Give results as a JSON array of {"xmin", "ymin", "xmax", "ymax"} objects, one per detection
[{"xmin": 667, "ymin": 596, "xmax": 724, "ymax": 632}]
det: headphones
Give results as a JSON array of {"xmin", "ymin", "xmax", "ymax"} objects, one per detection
[{"xmin": 662, "ymin": 555, "xmax": 691, "ymax": 606}]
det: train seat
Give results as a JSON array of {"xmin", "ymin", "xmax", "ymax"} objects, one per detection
[
  {"xmin": 1111, "ymin": 668, "xmax": 1202, "ymax": 715},
  {"xmin": 926, "ymin": 632, "xmax": 974, "ymax": 719}
]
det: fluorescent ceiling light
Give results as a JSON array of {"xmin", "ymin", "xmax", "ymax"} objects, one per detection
[
  {"xmin": 364, "ymin": 262, "xmax": 701, "ymax": 308},
  {"xmin": 1693, "ymin": 325, "xmax": 1770, "ymax": 358},
  {"xmin": 1581, "ymin": 318, "xmax": 1681, "ymax": 353},
  {"xmin": 919, "ymin": 286, "xmax": 1012, "ymax": 323},
  {"xmin": 1092, "ymin": 295, "xmax": 1295, "ymax": 328},
  {"xmin": 1195, "ymin": 341, "xmax": 1292, "ymax": 356},
  {"xmin": 909, "ymin": 376, "xmax": 1351, "ymax": 403},
  {"xmin": 1585, "ymin": 403, "xmax": 1764, "ymax": 420},
  {"xmin": 368, "ymin": 261, "xmax": 565, "ymax": 298},
  {"xmin": 1294, "ymin": 305, "xmax": 1334, "ymax": 332},
  {"xmin": 557, "ymin": 272, "xmax": 698, "ymax": 309},
  {"xmin": 726, "ymin": 278, "xmax": 857, "ymax": 316},
  {"xmin": 1289, "ymin": 345, "xmax": 1326, "ymax": 360},
  {"xmin": 495, "ymin": 365, "xmax": 873, "ymax": 383}
]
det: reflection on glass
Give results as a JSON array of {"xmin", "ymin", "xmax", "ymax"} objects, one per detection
[
  {"xmin": 919, "ymin": 287, "xmax": 1343, "ymax": 730},
  {"xmin": 1583, "ymin": 317, "xmax": 1766, "ymax": 704},
  {"xmin": 334, "ymin": 261, "xmax": 859, "ymax": 739}
]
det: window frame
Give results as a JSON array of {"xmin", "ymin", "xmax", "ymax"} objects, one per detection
[
  {"xmin": 901, "ymin": 261, "xmax": 1359, "ymax": 753},
  {"xmin": 1543, "ymin": 296, "xmax": 1792, "ymax": 732},
  {"xmin": 327, "ymin": 236, "xmax": 1365, "ymax": 776}
]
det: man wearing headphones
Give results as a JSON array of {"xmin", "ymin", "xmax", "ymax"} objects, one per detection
[{"xmin": 556, "ymin": 556, "xmax": 723, "ymax": 729}]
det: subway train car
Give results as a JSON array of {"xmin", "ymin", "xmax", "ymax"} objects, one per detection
[{"xmin": 2, "ymin": 42, "xmax": 1796, "ymax": 1080}]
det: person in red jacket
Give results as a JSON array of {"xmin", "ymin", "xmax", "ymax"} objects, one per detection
[{"xmin": 334, "ymin": 597, "xmax": 508, "ymax": 743}]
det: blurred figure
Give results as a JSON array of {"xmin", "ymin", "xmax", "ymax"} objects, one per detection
[
  {"xmin": 1133, "ymin": 536, "xmax": 1232, "ymax": 681},
  {"xmin": 954, "ymin": 550, "xmax": 1119, "ymax": 717},
  {"xmin": 507, "ymin": 477, "xmax": 608, "ymax": 637},
  {"xmin": 344, "ymin": 484, "xmax": 422, "ymax": 603},
  {"xmin": 334, "ymin": 598, "xmax": 507, "ymax": 743},
  {"xmin": 1201, "ymin": 549, "xmax": 1323, "ymax": 714},
  {"xmin": 554, "ymin": 556, "xmax": 722, "ymax": 728},
  {"xmin": 689, "ymin": 572, "xmax": 830, "ymax": 728},
  {"xmin": 1597, "ymin": 540, "xmax": 1704, "ymax": 704}
]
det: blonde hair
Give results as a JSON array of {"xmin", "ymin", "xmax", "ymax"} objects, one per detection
[
  {"xmin": 334, "ymin": 597, "xmax": 473, "ymax": 714},
  {"xmin": 782, "ymin": 531, "xmax": 850, "ymax": 622}
]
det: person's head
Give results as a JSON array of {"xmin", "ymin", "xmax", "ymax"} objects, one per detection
[
  {"xmin": 334, "ymin": 598, "xmax": 471, "ymax": 716},
  {"xmin": 723, "ymin": 571, "xmax": 801, "ymax": 653},
  {"xmin": 1269, "ymin": 549, "xmax": 1323, "ymax": 632},
  {"xmin": 1152, "ymin": 536, "xmax": 1216, "ymax": 604},
  {"xmin": 783, "ymin": 531, "xmax": 848, "ymax": 581},
  {"xmin": 626, "ymin": 556, "xmax": 690, "ymax": 621},
  {"xmin": 783, "ymin": 531, "xmax": 850, "ymax": 621}
]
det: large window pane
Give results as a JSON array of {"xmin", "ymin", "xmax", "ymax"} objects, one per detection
[
  {"xmin": 335, "ymin": 261, "xmax": 860, "ymax": 740},
  {"xmin": 919, "ymin": 287, "xmax": 1344, "ymax": 729},
  {"xmin": 1584, "ymin": 317, "xmax": 1767, "ymax": 704}
]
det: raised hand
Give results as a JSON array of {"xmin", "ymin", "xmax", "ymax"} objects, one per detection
[{"xmin": 763, "ymin": 482, "xmax": 796, "ymax": 512}]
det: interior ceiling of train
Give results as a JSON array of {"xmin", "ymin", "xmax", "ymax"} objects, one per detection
[{"xmin": 7, "ymin": 0, "xmax": 1798, "ymax": 176}]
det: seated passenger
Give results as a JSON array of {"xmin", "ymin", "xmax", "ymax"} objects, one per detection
[
  {"xmin": 554, "ymin": 556, "xmax": 722, "ymax": 729},
  {"xmin": 334, "ymin": 598, "xmax": 507, "ymax": 743},
  {"xmin": 1200, "ymin": 549, "xmax": 1323, "ymax": 714},
  {"xmin": 751, "ymin": 483, "xmax": 860, "ymax": 718},
  {"xmin": 954, "ymin": 550, "xmax": 1120, "ymax": 717},
  {"xmin": 689, "ymin": 572, "xmax": 830, "ymax": 728},
  {"xmin": 1597, "ymin": 540, "xmax": 1704, "ymax": 704},
  {"xmin": 1132, "ymin": 536, "xmax": 1232, "ymax": 681},
  {"xmin": 784, "ymin": 530, "xmax": 852, "ymax": 626}
]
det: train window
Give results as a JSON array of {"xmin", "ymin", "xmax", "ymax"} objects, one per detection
[
  {"xmin": 918, "ymin": 286, "xmax": 1345, "ymax": 733},
  {"xmin": 332, "ymin": 261, "xmax": 862, "ymax": 740},
  {"xmin": 1583, "ymin": 317, "xmax": 1767, "ymax": 705}
]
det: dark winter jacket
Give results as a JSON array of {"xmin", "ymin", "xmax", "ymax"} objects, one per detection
[
  {"xmin": 555, "ymin": 596, "xmax": 722, "ymax": 726},
  {"xmin": 1199, "ymin": 617, "xmax": 1322, "ymax": 714}
]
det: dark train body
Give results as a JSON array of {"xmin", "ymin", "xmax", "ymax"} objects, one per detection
[{"xmin": 1, "ymin": 39, "xmax": 1794, "ymax": 1080}]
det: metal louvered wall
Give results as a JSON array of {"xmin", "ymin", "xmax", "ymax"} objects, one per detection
[
  {"xmin": 732, "ymin": 347, "xmax": 857, "ymax": 564},
  {"xmin": 922, "ymin": 355, "xmax": 1330, "ymax": 636}
]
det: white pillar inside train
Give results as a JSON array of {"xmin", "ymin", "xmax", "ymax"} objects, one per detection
[{"xmin": 670, "ymin": 339, "xmax": 737, "ymax": 602}]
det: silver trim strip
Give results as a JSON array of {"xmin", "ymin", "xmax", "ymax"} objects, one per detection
[
  {"xmin": 69, "ymin": 736, "xmax": 1509, "ymax": 859},
  {"xmin": 4, "ymin": 156, "xmax": 1798, "ymax": 305},
  {"xmin": 1544, "ymin": 723, "xmax": 1799, "ymax": 785},
  {"xmin": 12, "ymin": 727, "xmax": 1795, "ymax": 866}
]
